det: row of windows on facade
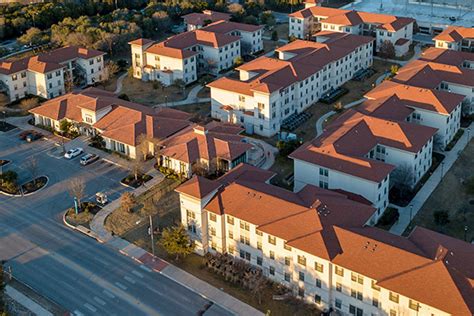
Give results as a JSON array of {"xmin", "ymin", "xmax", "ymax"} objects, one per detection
[{"xmin": 233, "ymin": 246, "xmax": 421, "ymax": 314}]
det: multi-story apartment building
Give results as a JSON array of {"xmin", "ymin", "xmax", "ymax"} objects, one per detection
[
  {"xmin": 177, "ymin": 163, "xmax": 474, "ymax": 316},
  {"xmin": 0, "ymin": 46, "xmax": 105, "ymax": 102},
  {"xmin": 182, "ymin": 10, "xmax": 231, "ymax": 31},
  {"xmin": 129, "ymin": 20, "xmax": 263, "ymax": 85},
  {"xmin": 288, "ymin": 1, "xmax": 414, "ymax": 57},
  {"xmin": 30, "ymin": 88, "xmax": 191, "ymax": 159},
  {"xmin": 363, "ymin": 81, "xmax": 464, "ymax": 149},
  {"xmin": 393, "ymin": 48, "xmax": 474, "ymax": 115},
  {"xmin": 208, "ymin": 32, "xmax": 374, "ymax": 137},
  {"xmin": 290, "ymin": 110, "xmax": 436, "ymax": 220},
  {"xmin": 433, "ymin": 26, "xmax": 474, "ymax": 52},
  {"xmin": 159, "ymin": 121, "xmax": 252, "ymax": 178}
]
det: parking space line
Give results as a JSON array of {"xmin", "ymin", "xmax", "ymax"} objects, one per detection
[
  {"xmin": 102, "ymin": 289, "xmax": 115, "ymax": 299},
  {"xmin": 131, "ymin": 270, "xmax": 144, "ymax": 279},
  {"xmin": 123, "ymin": 275, "xmax": 136, "ymax": 284},
  {"xmin": 93, "ymin": 296, "xmax": 106, "ymax": 306},
  {"xmin": 114, "ymin": 282, "xmax": 127, "ymax": 291},
  {"xmin": 83, "ymin": 303, "xmax": 97, "ymax": 312}
]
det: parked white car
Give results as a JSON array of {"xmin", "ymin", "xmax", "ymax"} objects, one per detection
[{"xmin": 64, "ymin": 147, "xmax": 83, "ymax": 159}]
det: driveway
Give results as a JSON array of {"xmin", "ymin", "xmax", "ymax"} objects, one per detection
[{"xmin": 0, "ymin": 126, "xmax": 231, "ymax": 315}]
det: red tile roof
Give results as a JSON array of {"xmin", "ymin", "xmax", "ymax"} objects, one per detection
[
  {"xmin": 182, "ymin": 10, "xmax": 231, "ymax": 27},
  {"xmin": 208, "ymin": 33, "xmax": 373, "ymax": 96},
  {"xmin": 364, "ymin": 80, "xmax": 465, "ymax": 115},
  {"xmin": 393, "ymin": 59, "xmax": 474, "ymax": 89},
  {"xmin": 160, "ymin": 122, "xmax": 251, "ymax": 164},
  {"xmin": 290, "ymin": 110, "xmax": 436, "ymax": 182},
  {"xmin": 420, "ymin": 47, "xmax": 474, "ymax": 66},
  {"xmin": 128, "ymin": 38, "xmax": 154, "ymax": 46},
  {"xmin": 434, "ymin": 26, "xmax": 474, "ymax": 43},
  {"xmin": 201, "ymin": 20, "xmax": 263, "ymax": 33},
  {"xmin": 175, "ymin": 164, "xmax": 474, "ymax": 314},
  {"xmin": 0, "ymin": 46, "xmax": 105, "ymax": 75},
  {"xmin": 290, "ymin": 7, "xmax": 414, "ymax": 32},
  {"xmin": 30, "ymin": 88, "xmax": 190, "ymax": 146}
]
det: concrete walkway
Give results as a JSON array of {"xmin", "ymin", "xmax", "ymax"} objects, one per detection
[
  {"xmin": 246, "ymin": 138, "xmax": 278, "ymax": 170},
  {"xmin": 390, "ymin": 123, "xmax": 474, "ymax": 235},
  {"xmin": 153, "ymin": 84, "xmax": 210, "ymax": 108},
  {"xmin": 6, "ymin": 286, "xmax": 53, "ymax": 316},
  {"xmin": 114, "ymin": 72, "xmax": 128, "ymax": 94}
]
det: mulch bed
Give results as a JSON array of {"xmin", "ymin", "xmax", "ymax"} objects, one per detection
[
  {"xmin": 21, "ymin": 176, "xmax": 47, "ymax": 194},
  {"xmin": 0, "ymin": 122, "xmax": 16, "ymax": 132},
  {"xmin": 121, "ymin": 174, "xmax": 153, "ymax": 188},
  {"xmin": 0, "ymin": 159, "xmax": 10, "ymax": 166}
]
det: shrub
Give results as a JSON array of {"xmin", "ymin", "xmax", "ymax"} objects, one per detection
[
  {"xmin": 433, "ymin": 210, "xmax": 450, "ymax": 226},
  {"xmin": 377, "ymin": 207, "xmax": 399, "ymax": 226},
  {"xmin": 118, "ymin": 93, "xmax": 130, "ymax": 101},
  {"xmin": 271, "ymin": 30, "xmax": 278, "ymax": 41},
  {"xmin": 333, "ymin": 101, "xmax": 344, "ymax": 113},
  {"xmin": 276, "ymin": 139, "xmax": 301, "ymax": 156}
]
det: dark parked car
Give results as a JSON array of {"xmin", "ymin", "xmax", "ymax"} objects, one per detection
[
  {"xmin": 80, "ymin": 153, "xmax": 99, "ymax": 166},
  {"xmin": 19, "ymin": 130, "xmax": 43, "ymax": 142}
]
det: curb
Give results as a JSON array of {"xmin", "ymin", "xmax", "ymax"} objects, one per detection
[
  {"xmin": 22, "ymin": 176, "xmax": 49, "ymax": 197},
  {"xmin": 62, "ymin": 211, "xmax": 102, "ymax": 242}
]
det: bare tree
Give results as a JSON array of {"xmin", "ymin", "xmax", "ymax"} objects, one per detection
[
  {"xmin": 379, "ymin": 40, "xmax": 396, "ymax": 59},
  {"xmin": 391, "ymin": 164, "xmax": 414, "ymax": 199},
  {"xmin": 129, "ymin": 154, "xmax": 144, "ymax": 181},
  {"xmin": 136, "ymin": 134, "xmax": 151, "ymax": 161},
  {"xmin": 67, "ymin": 177, "xmax": 85, "ymax": 210},
  {"xmin": 191, "ymin": 160, "xmax": 208, "ymax": 177},
  {"xmin": 121, "ymin": 192, "xmax": 136, "ymax": 213}
]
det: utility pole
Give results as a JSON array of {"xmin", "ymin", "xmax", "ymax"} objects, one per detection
[{"xmin": 149, "ymin": 215, "xmax": 156, "ymax": 262}]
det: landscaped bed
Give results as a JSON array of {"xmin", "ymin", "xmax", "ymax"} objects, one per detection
[
  {"xmin": 65, "ymin": 202, "xmax": 101, "ymax": 229},
  {"xmin": 0, "ymin": 122, "xmax": 16, "ymax": 132},
  {"xmin": 0, "ymin": 160, "xmax": 10, "ymax": 166},
  {"xmin": 21, "ymin": 176, "xmax": 48, "ymax": 195},
  {"xmin": 121, "ymin": 173, "xmax": 153, "ymax": 188}
]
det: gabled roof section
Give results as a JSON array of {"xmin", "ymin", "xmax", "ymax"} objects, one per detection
[
  {"xmin": 364, "ymin": 80, "xmax": 465, "ymax": 115},
  {"xmin": 420, "ymin": 47, "xmax": 474, "ymax": 67},
  {"xmin": 434, "ymin": 26, "xmax": 474, "ymax": 43},
  {"xmin": 175, "ymin": 175, "xmax": 221, "ymax": 200},
  {"xmin": 182, "ymin": 10, "xmax": 231, "ymax": 27}
]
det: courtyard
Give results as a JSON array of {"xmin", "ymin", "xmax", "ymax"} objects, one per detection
[{"xmin": 403, "ymin": 139, "xmax": 474, "ymax": 242}]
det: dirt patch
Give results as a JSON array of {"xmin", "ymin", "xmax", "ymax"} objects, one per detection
[
  {"xmin": 119, "ymin": 77, "xmax": 196, "ymax": 106},
  {"xmin": 197, "ymin": 87, "xmax": 210, "ymax": 99},
  {"xmin": 174, "ymin": 102, "xmax": 212, "ymax": 123},
  {"xmin": 66, "ymin": 208, "xmax": 94, "ymax": 229},
  {"xmin": 263, "ymin": 40, "xmax": 280, "ymax": 54},
  {"xmin": 404, "ymin": 139, "xmax": 474, "ymax": 242},
  {"xmin": 264, "ymin": 23, "xmax": 289, "ymax": 40},
  {"xmin": 105, "ymin": 178, "xmax": 181, "ymax": 236},
  {"xmin": 269, "ymin": 154, "xmax": 294, "ymax": 190}
]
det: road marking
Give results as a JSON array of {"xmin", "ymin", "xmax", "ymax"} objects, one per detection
[
  {"xmin": 102, "ymin": 289, "xmax": 115, "ymax": 299},
  {"xmin": 83, "ymin": 303, "xmax": 97, "ymax": 312},
  {"xmin": 131, "ymin": 270, "xmax": 144, "ymax": 278},
  {"xmin": 139, "ymin": 265, "xmax": 152, "ymax": 273},
  {"xmin": 73, "ymin": 310, "xmax": 84, "ymax": 316},
  {"xmin": 123, "ymin": 275, "xmax": 136, "ymax": 284},
  {"xmin": 93, "ymin": 296, "xmax": 106, "ymax": 306},
  {"xmin": 114, "ymin": 282, "xmax": 127, "ymax": 290}
]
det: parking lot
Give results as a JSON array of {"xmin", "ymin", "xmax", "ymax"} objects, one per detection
[{"xmin": 0, "ymin": 126, "xmax": 130, "ymax": 212}]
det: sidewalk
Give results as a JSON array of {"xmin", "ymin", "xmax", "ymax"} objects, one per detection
[
  {"xmin": 6, "ymin": 286, "xmax": 53, "ymax": 316},
  {"xmin": 88, "ymin": 171, "xmax": 263, "ymax": 316},
  {"xmin": 390, "ymin": 123, "xmax": 474, "ymax": 235}
]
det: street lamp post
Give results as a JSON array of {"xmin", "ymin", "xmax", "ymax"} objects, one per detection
[
  {"xmin": 467, "ymin": 127, "xmax": 471, "ymax": 144},
  {"xmin": 440, "ymin": 161, "xmax": 445, "ymax": 180},
  {"xmin": 149, "ymin": 215, "xmax": 156, "ymax": 262},
  {"xmin": 464, "ymin": 226, "xmax": 468, "ymax": 242},
  {"xmin": 2, "ymin": 110, "xmax": 5, "ymax": 128},
  {"xmin": 409, "ymin": 204, "xmax": 413, "ymax": 222}
]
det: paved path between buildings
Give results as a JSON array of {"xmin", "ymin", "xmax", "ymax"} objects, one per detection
[
  {"xmin": 153, "ymin": 84, "xmax": 210, "ymax": 108},
  {"xmin": 113, "ymin": 72, "xmax": 128, "ymax": 94},
  {"xmin": 6, "ymin": 286, "xmax": 53, "ymax": 316},
  {"xmin": 314, "ymin": 71, "xmax": 393, "ymax": 137},
  {"xmin": 89, "ymin": 171, "xmax": 263, "ymax": 316},
  {"xmin": 246, "ymin": 138, "xmax": 278, "ymax": 170},
  {"xmin": 390, "ymin": 122, "xmax": 474, "ymax": 235}
]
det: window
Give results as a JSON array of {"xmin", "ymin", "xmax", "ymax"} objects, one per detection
[
  {"xmin": 319, "ymin": 168, "xmax": 329, "ymax": 177},
  {"xmin": 297, "ymin": 255, "xmax": 306, "ymax": 266},
  {"xmin": 228, "ymin": 230, "xmax": 233, "ymax": 239},
  {"xmin": 269, "ymin": 250, "xmax": 275, "ymax": 260},
  {"xmin": 284, "ymin": 257, "xmax": 291, "ymax": 266},
  {"xmin": 335, "ymin": 298, "xmax": 342, "ymax": 309},
  {"xmin": 227, "ymin": 246, "xmax": 234, "ymax": 254},
  {"xmin": 284, "ymin": 272, "xmax": 290, "ymax": 282},
  {"xmin": 336, "ymin": 282, "xmax": 342, "ymax": 292},
  {"xmin": 283, "ymin": 243, "xmax": 291, "ymax": 251},
  {"xmin": 257, "ymin": 241, "xmax": 262, "ymax": 250},
  {"xmin": 409, "ymin": 300, "xmax": 420, "ymax": 311},
  {"xmin": 55, "ymin": 71, "xmax": 61, "ymax": 76},
  {"xmin": 268, "ymin": 235, "xmax": 276, "ymax": 245},
  {"xmin": 89, "ymin": 59, "xmax": 94, "ymax": 65},
  {"xmin": 209, "ymin": 214, "xmax": 216, "ymax": 222},
  {"xmin": 298, "ymin": 288, "xmax": 304, "ymax": 297},
  {"xmin": 315, "ymin": 278, "xmax": 321, "ymax": 288},
  {"xmin": 351, "ymin": 272, "xmax": 363, "ymax": 284},
  {"xmin": 351, "ymin": 289, "xmax": 363, "ymax": 301},
  {"xmin": 349, "ymin": 305, "xmax": 363, "ymax": 316},
  {"xmin": 335, "ymin": 266, "xmax": 344, "ymax": 276},
  {"xmin": 257, "ymin": 256, "xmax": 262, "ymax": 266},
  {"xmin": 47, "ymin": 73, "xmax": 52, "ymax": 80},
  {"xmin": 389, "ymin": 310, "xmax": 397, "ymax": 316},
  {"xmin": 269, "ymin": 266, "xmax": 275, "ymax": 275},
  {"xmin": 371, "ymin": 280, "xmax": 380, "ymax": 291},
  {"xmin": 315, "ymin": 262, "xmax": 323, "ymax": 273},
  {"xmin": 389, "ymin": 292, "xmax": 399, "ymax": 303},
  {"xmin": 239, "ymin": 95, "xmax": 245, "ymax": 102},
  {"xmin": 210, "ymin": 227, "xmax": 216, "ymax": 236},
  {"xmin": 372, "ymin": 297, "xmax": 379, "ymax": 307},
  {"xmin": 314, "ymin": 294, "xmax": 321, "ymax": 304},
  {"xmin": 256, "ymin": 229, "xmax": 263, "ymax": 236},
  {"xmin": 240, "ymin": 221, "xmax": 250, "ymax": 231},
  {"xmin": 21, "ymin": 72, "xmax": 26, "ymax": 78},
  {"xmin": 227, "ymin": 216, "xmax": 234, "ymax": 225},
  {"xmin": 298, "ymin": 271, "xmax": 305, "ymax": 281},
  {"xmin": 240, "ymin": 235, "xmax": 250, "ymax": 245}
]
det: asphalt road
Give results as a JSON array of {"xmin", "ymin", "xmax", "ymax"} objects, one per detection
[{"xmin": 0, "ymin": 128, "xmax": 230, "ymax": 316}]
